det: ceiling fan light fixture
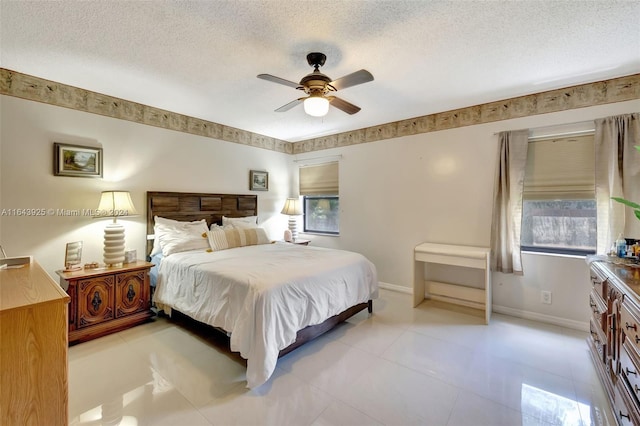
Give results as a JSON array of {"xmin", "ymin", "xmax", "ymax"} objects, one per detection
[{"xmin": 303, "ymin": 96, "xmax": 329, "ymax": 117}]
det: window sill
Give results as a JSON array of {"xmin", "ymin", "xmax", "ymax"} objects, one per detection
[
  {"xmin": 521, "ymin": 250, "xmax": 588, "ymax": 260},
  {"xmin": 300, "ymin": 232, "xmax": 339, "ymax": 238}
]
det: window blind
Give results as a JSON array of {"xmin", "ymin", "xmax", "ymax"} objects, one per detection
[
  {"xmin": 523, "ymin": 134, "xmax": 595, "ymax": 200},
  {"xmin": 299, "ymin": 162, "xmax": 339, "ymax": 195}
]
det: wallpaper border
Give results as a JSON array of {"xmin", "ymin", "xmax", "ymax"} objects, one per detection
[
  {"xmin": 293, "ymin": 73, "xmax": 640, "ymax": 154},
  {"xmin": 0, "ymin": 68, "xmax": 292, "ymax": 154},
  {"xmin": 1, "ymin": 68, "xmax": 638, "ymax": 155}
]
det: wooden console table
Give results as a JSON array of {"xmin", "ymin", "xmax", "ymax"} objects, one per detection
[{"xmin": 413, "ymin": 242, "xmax": 492, "ymax": 324}]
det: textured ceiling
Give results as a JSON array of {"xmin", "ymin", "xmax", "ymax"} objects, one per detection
[{"xmin": 1, "ymin": 1, "xmax": 639, "ymax": 142}]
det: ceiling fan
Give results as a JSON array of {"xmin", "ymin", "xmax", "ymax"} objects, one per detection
[{"xmin": 257, "ymin": 52, "xmax": 374, "ymax": 117}]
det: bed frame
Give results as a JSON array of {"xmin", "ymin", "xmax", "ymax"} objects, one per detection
[{"xmin": 146, "ymin": 191, "xmax": 372, "ymax": 358}]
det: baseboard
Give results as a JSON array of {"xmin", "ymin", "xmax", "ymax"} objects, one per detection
[
  {"xmin": 492, "ymin": 304, "xmax": 589, "ymax": 332},
  {"xmin": 378, "ymin": 281, "xmax": 412, "ymax": 294},
  {"xmin": 376, "ymin": 283, "xmax": 588, "ymax": 332}
]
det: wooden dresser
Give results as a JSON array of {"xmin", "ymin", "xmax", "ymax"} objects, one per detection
[
  {"xmin": 588, "ymin": 258, "xmax": 640, "ymax": 425},
  {"xmin": 56, "ymin": 261, "xmax": 153, "ymax": 345},
  {"xmin": 0, "ymin": 260, "xmax": 70, "ymax": 426}
]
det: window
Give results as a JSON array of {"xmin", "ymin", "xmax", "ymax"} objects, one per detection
[
  {"xmin": 299, "ymin": 162, "xmax": 339, "ymax": 235},
  {"xmin": 520, "ymin": 134, "xmax": 596, "ymax": 255},
  {"xmin": 521, "ymin": 199, "xmax": 596, "ymax": 255},
  {"xmin": 303, "ymin": 196, "xmax": 339, "ymax": 234}
]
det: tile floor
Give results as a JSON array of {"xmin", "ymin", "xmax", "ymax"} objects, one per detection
[{"xmin": 68, "ymin": 289, "xmax": 615, "ymax": 426}]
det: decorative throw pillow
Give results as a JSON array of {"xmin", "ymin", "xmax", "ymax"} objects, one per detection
[{"xmin": 207, "ymin": 227, "xmax": 270, "ymax": 251}]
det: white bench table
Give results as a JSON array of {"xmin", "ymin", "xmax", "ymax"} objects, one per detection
[{"xmin": 413, "ymin": 242, "xmax": 491, "ymax": 324}]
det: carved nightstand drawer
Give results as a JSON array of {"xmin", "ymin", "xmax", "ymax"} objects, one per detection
[
  {"xmin": 77, "ymin": 275, "xmax": 115, "ymax": 328},
  {"xmin": 115, "ymin": 270, "xmax": 148, "ymax": 318}
]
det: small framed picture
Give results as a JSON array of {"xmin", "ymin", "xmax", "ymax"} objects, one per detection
[
  {"xmin": 54, "ymin": 143, "xmax": 103, "ymax": 178},
  {"xmin": 249, "ymin": 170, "xmax": 269, "ymax": 191}
]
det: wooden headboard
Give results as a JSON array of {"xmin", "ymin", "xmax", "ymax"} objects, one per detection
[{"xmin": 146, "ymin": 191, "xmax": 258, "ymax": 255}]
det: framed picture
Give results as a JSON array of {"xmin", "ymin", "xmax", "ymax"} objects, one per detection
[
  {"xmin": 250, "ymin": 170, "xmax": 269, "ymax": 191},
  {"xmin": 54, "ymin": 143, "xmax": 103, "ymax": 178}
]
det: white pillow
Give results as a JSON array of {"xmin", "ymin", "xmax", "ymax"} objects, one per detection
[
  {"xmin": 209, "ymin": 223, "xmax": 236, "ymax": 231},
  {"xmin": 159, "ymin": 228, "xmax": 210, "ymax": 256},
  {"xmin": 222, "ymin": 215, "xmax": 258, "ymax": 228},
  {"xmin": 152, "ymin": 216, "xmax": 209, "ymax": 256},
  {"xmin": 207, "ymin": 227, "xmax": 270, "ymax": 251}
]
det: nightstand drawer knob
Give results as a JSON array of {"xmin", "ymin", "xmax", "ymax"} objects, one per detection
[
  {"xmin": 626, "ymin": 367, "xmax": 637, "ymax": 376},
  {"xmin": 626, "ymin": 322, "xmax": 637, "ymax": 331},
  {"xmin": 127, "ymin": 284, "xmax": 136, "ymax": 302},
  {"xmin": 91, "ymin": 291, "xmax": 102, "ymax": 311}
]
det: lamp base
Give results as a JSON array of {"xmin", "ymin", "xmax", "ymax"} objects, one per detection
[
  {"xmin": 288, "ymin": 216, "xmax": 299, "ymax": 242},
  {"xmin": 103, "ymin": 222, "xmax": 125, "ymax": 267}
]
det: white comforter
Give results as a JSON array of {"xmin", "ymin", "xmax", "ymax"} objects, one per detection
[{"xmin": 153, "ymin": 242, "xmax": 378, "ymax": 388}]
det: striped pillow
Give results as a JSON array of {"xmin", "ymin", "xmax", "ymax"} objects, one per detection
[{"xmin": 207, "ymin": 227, "xmax": 270, "ymax": 251}]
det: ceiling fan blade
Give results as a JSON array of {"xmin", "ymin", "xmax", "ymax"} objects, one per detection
[
  {"xmin": 327, "ymin": 96, "xmax": 361, "ymax": 115},
  {"xmin": 257, "ymin": 74, "xmax": 301, "ymax": 89},
  {"xmin": 274, "ymin": 98, "xmax": 304, "ymax": 112},
  {"xmin": 329, "ymin": 69, "xmax": 374, "ymax": 91}
]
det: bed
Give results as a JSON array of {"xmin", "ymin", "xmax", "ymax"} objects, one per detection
[{"xmin": 146, "ymin": 191, "xmax": 378, "ymax": 388}]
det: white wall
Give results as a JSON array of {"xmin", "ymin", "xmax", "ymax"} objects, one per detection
[
  {"xmin": 0, "ymin": 96, "xmax": 292, "ymax": 278},
  {"xmin": 2, "ymin": 93, "xmax": 639, "ymax": 329},
  {"xmin": 299, "ymin": 99, "xmax": 640, "ymax": 329}
]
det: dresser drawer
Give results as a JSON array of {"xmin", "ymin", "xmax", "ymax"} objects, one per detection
[
  {"xmin": 621, "ymin": 301, "xmax": 640, "ymax": 350},
  {"xmin": 620, "ymin": 339, "xmax": 640, "ymax": 402},
  {"xmin": 590, "ymin": 268, "xmax": 607, "ymax": 301},
  {"xmin": 590, "ymin": 318, "xmax": 607, "ymax": 364},
  {"xmin": 589, "ymin": 290, "xmax": 607, "ymax": 333},
  {"xmin": 615, "ymin": 379, "xmax": 640, "ymax": 426}
]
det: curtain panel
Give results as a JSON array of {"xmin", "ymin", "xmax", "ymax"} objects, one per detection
[
  {"xmin": 595, "ymin": 113, "xmax": 640, "ymax": 254},
  {"xmin": 491, "ymin": 130, "xmax": 529, "ymax": 274}
]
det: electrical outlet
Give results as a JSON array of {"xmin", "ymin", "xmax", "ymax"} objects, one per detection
[{"xmin": 541, "ymin": 291, "xmax": 552, "ymax": 305}]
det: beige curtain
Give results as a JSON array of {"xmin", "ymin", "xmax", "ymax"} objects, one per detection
[
  {"xmin": 491, "ymin": 130, "xmax": 529, "ymax": 274},
  {"xmin": 595, "ymin": 113, "xmax": 640, "ymax": 254}
]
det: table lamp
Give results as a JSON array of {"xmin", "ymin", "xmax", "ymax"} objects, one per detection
[
  {"xmin": 281, "ymin": 197, "xmax": 303, "ymax": 242},
  {"xmin": 96, "ymin": 191, "xmax": 138, "ymax": 267}
]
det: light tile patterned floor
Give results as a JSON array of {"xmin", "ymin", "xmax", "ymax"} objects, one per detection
[{"xmin": 69, "ymin": 289, "xmax": 615, "ymax": 426}]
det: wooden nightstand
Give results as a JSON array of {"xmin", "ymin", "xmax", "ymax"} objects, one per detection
[
  {"xmin": 56, "ymin": 261, "xmax": 154, "ymax": 345},
  {"xmin": 289, "ymin": 239, "xmax": 310, "ymax": 246}
]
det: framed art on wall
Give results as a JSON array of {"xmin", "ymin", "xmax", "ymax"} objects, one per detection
[
  {"xmin": 250, "ymin": 170, "xmax": 268, "ymax": 191},
  {"xmin": 54, "ymin": 143, "xmax": 103, "ymax": 178}
]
